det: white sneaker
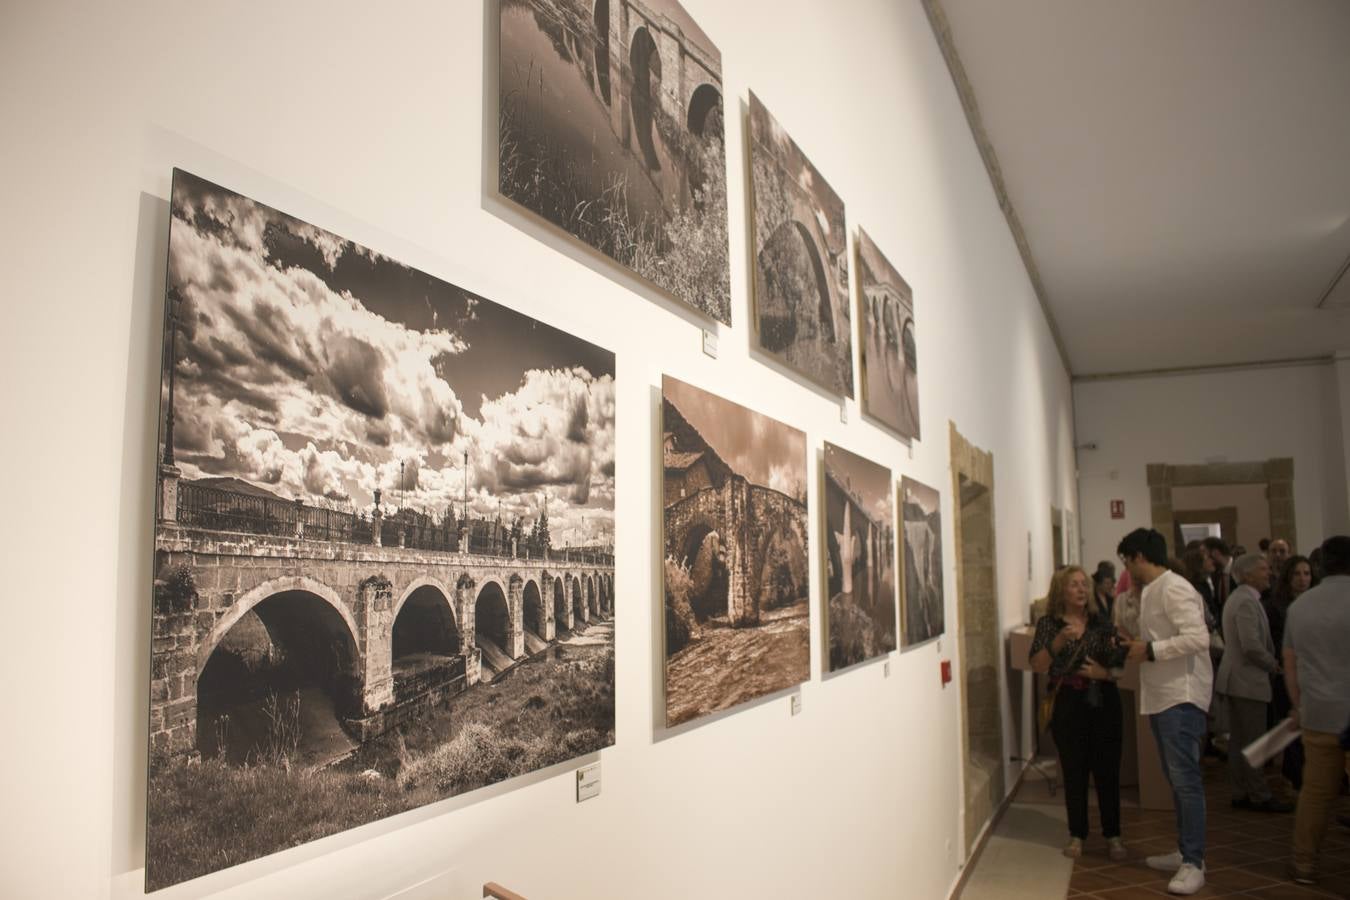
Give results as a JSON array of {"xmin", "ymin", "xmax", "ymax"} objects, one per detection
[
  {"xmin": 1146, "ymin": 851, "xmax": 1183, "ymax": 871},
  {"xmin": 1167, "ymin": 862, "xmax": 1205, "ymax": 895}
]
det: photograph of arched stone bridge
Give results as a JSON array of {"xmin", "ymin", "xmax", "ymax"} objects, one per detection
[
  {"xmin": 498, "ymin": 0, "xmax": 731, "ymax": 322},
  {"xmin": 900, "ymin": 476, "xmax": 945, "ymax": 647},
  {"xmin": 145, "ymin": 171, "xmax": 616, "ymax": 891},
  {"xmin": 823, "ymin": 442, "xmax": 897, "ymax": 672},
  {"xmin": 661, "ymin": 376, "xmax": 810, "ymax": 727},
  {"xmin": 857, "ymin": 227, "xmax": 920, "ymax": 441},
  {"xmin": 749, "ymin": 90, "xmax": 853, "ymax": 397}
]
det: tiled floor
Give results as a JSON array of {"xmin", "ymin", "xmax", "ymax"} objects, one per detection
[{"xmin": 1065, "ymin": 758, "xmax": 1350, "ymax": 899}]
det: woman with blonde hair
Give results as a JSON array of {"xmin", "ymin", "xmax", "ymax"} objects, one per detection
[{"xmin": 1031, "ymin": 566, "xmax": 1130, "ymax": 860}]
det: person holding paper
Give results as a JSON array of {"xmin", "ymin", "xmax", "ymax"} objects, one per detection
[
  {"xmin": 1119, "ymin": 528, "xmax": 1212, "ymax": 896},
  {"xmin": 1284, "ymin": 535, "xmax": 1350, "ymax": 886},
  {"xmin": 1216, "ymin": 554, "xmax": 1292, "ymax": 812}
]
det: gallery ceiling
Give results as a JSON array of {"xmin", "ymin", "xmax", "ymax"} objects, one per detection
[{"xmin": 933, "ymin": 0, "xmax": 1350, "ymax": 377}]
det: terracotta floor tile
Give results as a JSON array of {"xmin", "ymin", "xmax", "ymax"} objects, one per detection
[
  {"xmin": 1092, "ymin": 865, "xmax": 1172, "ymax": 887},
  {"xmin": 1207, "ymin": 843, "xmax": 1274, "ymax": 867},
  {"xmin": 1242, "ymin": 883, "xmax": 1346, "ymax": 899},
  {"xmin": 1203, "ymin": 866, "xmax": 1282, "ymax": 891},
  {"xmin": 1093, "ymin": 884, "xmax": 1169, "ymax": 899},
  {"xmin": 1072, "ymin": 870, "xmax": 1131, "ymax": 893}
]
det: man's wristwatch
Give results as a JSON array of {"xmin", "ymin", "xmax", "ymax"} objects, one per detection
[{"xmin": 1145, "ymin": 642, "xmax": 1156, "ymax": 662}]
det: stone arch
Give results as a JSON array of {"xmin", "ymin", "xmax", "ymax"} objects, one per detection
[
  {"xmin": 571, "ymin": 575, "xmax": 586, "ymax": 624},
  {"xmin": 687, "ymin": 82, "xmax": 722, "ymax": 137},
  {"xmin": 757, "ymin": 219, "xmax": 835, "ymax": 352},
  {"xmin": 680, "ymin": 518, "xmax": 729, "ymax": 622},
  {"xmin": 752, "ymin": 504, "xmax": 810, "ymax": 613},
  {"xmin": 902, "ymin": 316, "xmax": 917, "ymax": 374},
  {"xmin": 195, "ymin": 576, "xmax": 362, "ymax": 762},
  {"xmin": 629, "ymin": 25, "xmax": 662, "ymax": 171},
  {"xmin": 877, "ymin": 293, "xmax": 904, "ymax": 392},
  {"xmin": 197, "ymin": 575, "xmax": 360, "ymax": 676},
  {"xmin": 593, "ymin": 0, "xmax": 611, "ymax": 105},
  {"xmin": 474, "ymin": 580, "xmax": 511, "ymax": 654},
  {"xmin": 586, "ymin": 575, "xmax": 598, "ymax": 619},
  {"xmin": 522, "ymin": 578, "xmax": 545, "ymax": 639},
  {"xmin": 598, "ymin": 576, "xmax": 608, "ymax": 615},
  {"xmin": 392, "ymin": 578, "xmax": 460, "ymax": 661},
  {"xmin": 391, "ymin": 576, "xmax": 456, "ymax": 630},
  {"xmin": 553, "ymin": 576, "xmax": 568, "ymax": 630}
]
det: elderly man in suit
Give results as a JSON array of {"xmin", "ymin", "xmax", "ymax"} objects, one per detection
[{"xmin": 1217, "ymin": 553, "xmax": 1293, "ymax": 812}]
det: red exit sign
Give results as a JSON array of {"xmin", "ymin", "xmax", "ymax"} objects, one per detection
[{"xmin": 1110, "ymin": 500, "xmax": 1125, "ymax": 519}]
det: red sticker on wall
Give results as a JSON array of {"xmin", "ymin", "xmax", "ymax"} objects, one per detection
[{"xmin": 1110, "ymin": 500, "xmax": 1125, "ymax": 519}]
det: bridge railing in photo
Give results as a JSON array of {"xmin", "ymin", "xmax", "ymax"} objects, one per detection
[
  {"xmin": 177, "ymin": 482, "xmax": 301, "ymax": 538},
  {"xmin": 175, "ymin": 482, "xmax": 614, "ymax": 566},
  {"xmin": 394, "ymin": 517, "xmax": 458, "ymax": 554}
]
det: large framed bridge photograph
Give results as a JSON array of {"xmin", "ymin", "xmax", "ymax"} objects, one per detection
[
  {"xmin": 899, "ymin": 476, "xmax": 945, "ymax": 647},
  {"xmin": 660, "ymin": 376, "xmax": 810, "ymax": 727},
  {"xmin": 856, "ymin": 227, "xmax": 919, "ymax": 441},
  {"xmin": 146, "ymin": 170, "xmax": 616, "ymax": 891},
  {"xmin": 748, "ymin": 91, "xmax": 853, "ymax": 397},
  {"xmin": 823, "ymin": 442, "xmax": 896, "ymax": 672},
  {"xmin": 498, "ymin": 0, "xmax": 732, "ymax": 323}
]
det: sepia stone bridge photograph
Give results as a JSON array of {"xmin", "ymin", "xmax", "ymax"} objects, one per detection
[
  {"xmin": 151, "ymin": 471, "xmax": 614, "ymax": 764},
  {"xmin": 144, "ymin": 171, "xmax": 617, "ymax": 891},
  {"xmin": 660, "ymin": 376, "xmax": 810, "ymax": 728}
]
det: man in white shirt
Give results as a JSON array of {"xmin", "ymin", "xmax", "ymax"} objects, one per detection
[{"xmin": 1120, "ymin": 528, "xmax": 1212, "ymax": 896}]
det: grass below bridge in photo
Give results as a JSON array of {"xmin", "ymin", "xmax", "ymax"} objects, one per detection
[{"xmin": 145, "ymin": 639, "xmax": 614, "ymax": 892}]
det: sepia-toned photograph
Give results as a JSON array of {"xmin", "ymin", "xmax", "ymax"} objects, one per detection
[
  {"xmin": 856, "ymin": 227, "xmax": 919, "ymax": 440},
  {"xmin": 748, "ymin": 91, "xmax": 852, "ymax": 396},
  {"xmin": 661, "ymin": 376, "xmax": 810, "ymax": 727},
  {"xmin": 146, "ymin": 170, "xmax": 616, "ymax": 891},
  {"xmin": 899, "ymin": 477, "xmax": 945, "ymax": 647},
  {"xmin": 823, "ymin": 442, "xmax": 896, "ymax": 671},
  {"xmin": 498, "ymin": 0, "xmax": 731, "ymax": 323}
]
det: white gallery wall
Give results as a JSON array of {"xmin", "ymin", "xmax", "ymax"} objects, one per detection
[
  {"xmin": 0, "ymin": 2, "xmax": 1077, "ymax": 898},
  {"xmin": 1075, "ymin": 362, "xmax": 1350, "ymax": 571}
]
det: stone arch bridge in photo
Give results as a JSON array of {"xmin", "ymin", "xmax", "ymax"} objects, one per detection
[
  {"xmin": 665, "ymin": 474, "xmax": 808, "ymax": 628},
  {"xmin": 149, "ymin": 476, "xmax": 613, "ymax": 763}
]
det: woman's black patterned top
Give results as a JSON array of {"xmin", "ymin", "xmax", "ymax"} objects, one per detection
[{"xmin": 1029, "ymin": 611, "xmax": 1127, "ymax": 680}]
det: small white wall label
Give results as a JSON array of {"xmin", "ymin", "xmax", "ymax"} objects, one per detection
[
  {"xmin": 790, "ymin": 693, "xmax": 802, "ymax": 716},
  {"xmin": 576, "ymin": 763, "xmax": 601, "ymax": 803},
  {"xmin": 701, "ymin": 329, "xmax": 718, "ymax": 358}
]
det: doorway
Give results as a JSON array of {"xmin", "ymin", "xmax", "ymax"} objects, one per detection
[
  {"xmin": 951, "ymin": 423, "xmax": 1004, "ymax": 857},
  {"xmin": 1148, "ymin": 459, "xmax": 1293, "ymax": 554}
]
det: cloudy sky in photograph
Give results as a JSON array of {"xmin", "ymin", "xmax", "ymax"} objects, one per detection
[
  {"xmin": 662, "ymin": 375, "xmax": 805, "ymax": 500},
  {"xmin": 748, "ymin": 91, "xmax": 846, "ymax": 258},
  {"xmin": 162, "ymin": 171, "xmax": 615, "ymax": 546},
  {"xmin": 901, "ymin": 477, "xmax": 940, "ymax": 519},
  {"xmin": 824, "ymin": 442, "xmax": 892, "ymax": 523}
]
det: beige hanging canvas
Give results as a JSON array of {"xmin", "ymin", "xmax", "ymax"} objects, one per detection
[
  {"xmin": 748, "ymin": 90, "xmax": 853, "ymax": 396},
  {"xmin": 498, "ymin": 0, "xmax": 731, "ymax": 323},
  {"xmin": 146, "ymin": 170, "xmax": 616, "ymax": 891},
  {"xmin": 856, "ymin": 227, "xmax": 919, "ymax": 440},
  {"xmin": 660, "ymin": 375, "xmax": 810, "ymax": 726},
  {"xmin": 900, "ymin": 476, "xmax": 945, "ymax": 646},
  {"xmin": 823, "ymin": 442, "xmax": 897, "ymax": 671}
]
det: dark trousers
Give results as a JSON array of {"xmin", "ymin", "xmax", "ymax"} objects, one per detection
[
  {"xmin": 1227, "ymin": 694, "xmax": 1272, "ymax": 802},
  {"xmin": 1051, "ymin": 681, "xmax": 1123, "ymax": 839}
]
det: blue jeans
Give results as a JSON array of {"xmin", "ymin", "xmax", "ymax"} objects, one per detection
[{"xmin": 1149, "ymin": 703, "xmax": 1207, "ymax": 867}]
